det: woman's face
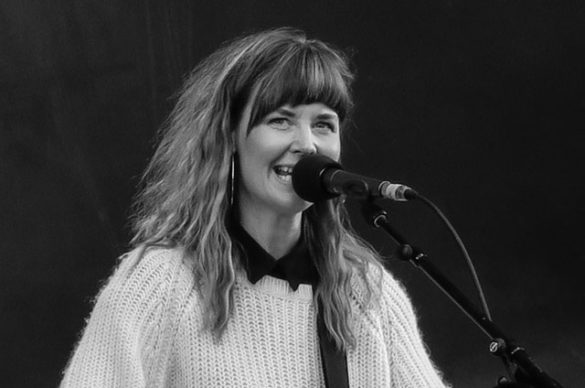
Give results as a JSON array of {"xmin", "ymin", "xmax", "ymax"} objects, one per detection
[{"xmin": 235, "ymin": 102, "xmax": 341, "ymax": 218}]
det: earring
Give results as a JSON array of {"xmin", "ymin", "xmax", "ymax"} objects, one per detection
[{"xmin": 230, "ymin": 153, "xmax": 235, "ymax": 207}]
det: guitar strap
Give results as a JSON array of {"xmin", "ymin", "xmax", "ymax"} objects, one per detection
[{"xmin": 317, "ymin": 299, "xmax": 350, "ymax": 388}]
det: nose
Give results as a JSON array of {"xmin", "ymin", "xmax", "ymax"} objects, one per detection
[{"xmin": 291, "ymin": 124, "xmax": 317, "ymax": 155}]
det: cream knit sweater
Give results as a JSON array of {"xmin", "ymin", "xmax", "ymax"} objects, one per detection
[{"xmin": 61, "ymin": 247, "xmax": 449, "ymax": 387}]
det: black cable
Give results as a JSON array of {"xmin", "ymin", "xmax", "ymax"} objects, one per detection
[
  {"xmin": 413, "ymin": 193, "xmax": 492, "ymax": 320},
  {"xmin": 412, "ymin": 193, "xmax": 519, "ymax": 381}
]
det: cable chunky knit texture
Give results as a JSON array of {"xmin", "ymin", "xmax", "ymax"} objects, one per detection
[{"xmin": 61, "ymin": 247, "xmax": 449, "ymax": 387}]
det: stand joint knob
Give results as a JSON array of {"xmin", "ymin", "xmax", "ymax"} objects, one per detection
[{"xmin": 489, "ymin": 338, "xmax": 507, "ymax": 356}]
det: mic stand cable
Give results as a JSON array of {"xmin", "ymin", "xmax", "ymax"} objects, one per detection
[{"xmin": 360, "ymin": 199, "xmax": 563, "ymax": 388}]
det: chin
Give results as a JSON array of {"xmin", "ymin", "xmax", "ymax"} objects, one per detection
[{"xmin": 274, "ymin": 196, "xmax": 311, "ymax": 216}]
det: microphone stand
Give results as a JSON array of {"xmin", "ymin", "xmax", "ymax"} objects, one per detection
[{"xmin": 360, "ymin": 199, "xmax": 563, "ymax": 388}]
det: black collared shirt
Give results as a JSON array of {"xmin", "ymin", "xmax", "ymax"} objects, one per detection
[
  {"xmin": 229, "ymin": 221, "xmax": 319, "ymax": 291},
  {"xmin": 228, "ymin": 219, "xmax": 348, "ymax": 387}
]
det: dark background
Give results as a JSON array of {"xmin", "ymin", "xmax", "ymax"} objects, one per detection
[{"xmin": 1, "ymin": 1, "xmax": 583, "ymax": 387}]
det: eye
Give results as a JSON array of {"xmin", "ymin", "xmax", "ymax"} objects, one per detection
[
  {"xmin": 314, "ymin": 121, "xmax": 337, "ymax": 133},
  {"xmin": 267, "ymin": 117, "xmax": 292, "ymax": 130}
]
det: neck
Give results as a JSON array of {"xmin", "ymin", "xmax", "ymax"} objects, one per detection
[{"xmin": 238, "ymin": 207, "xmax": 302, "ymax": 259}]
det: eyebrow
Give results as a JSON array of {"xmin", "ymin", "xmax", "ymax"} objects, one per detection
[
  {"xmin": 274, "ymin": 107, "xmax": 296, "ymax": 118},
  {"xmin": 273, "ymin": 108, "xmax": 339, "ymax": 121},
  {"xmin": 315, "ymin": 113, "xmax": 339, "ymax": 121}
]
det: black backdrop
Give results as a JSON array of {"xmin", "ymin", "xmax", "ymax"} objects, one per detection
[{"xmin": 1, "ymin": 1, "xmax": 584, "ymax": 387}]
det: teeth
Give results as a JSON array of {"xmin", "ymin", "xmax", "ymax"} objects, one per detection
[{"xmin": 274, "ymin": 166, "xmax": 293, "ymax": 175}]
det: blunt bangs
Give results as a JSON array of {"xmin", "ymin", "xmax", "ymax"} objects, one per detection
[{"xmin": 247, "ymin": 42, "xmax": 353, "ymax": 131}]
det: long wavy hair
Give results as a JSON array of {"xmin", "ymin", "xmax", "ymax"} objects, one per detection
[{"xmin": 131, "ymin": 27, "xmax": 383, "ymax": 350}]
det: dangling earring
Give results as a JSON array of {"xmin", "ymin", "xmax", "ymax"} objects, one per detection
[{"xmin": 230, "ymin": 153, "xmax": 235, "ymax": 207}]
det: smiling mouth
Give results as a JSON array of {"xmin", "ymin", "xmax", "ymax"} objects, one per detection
[{"xmin": 273, "ymin": 165, "xmax": 294, "ymax": 183}]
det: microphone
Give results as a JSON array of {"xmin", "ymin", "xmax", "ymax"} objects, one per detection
[{"xmin": 292, "ymin": 154, "xmax": 418, "ymax": 203}]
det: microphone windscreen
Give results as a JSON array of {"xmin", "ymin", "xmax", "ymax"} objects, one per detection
[{"xmin": 292, "ymin": 154, "xmax": 342, "ymax": 203}]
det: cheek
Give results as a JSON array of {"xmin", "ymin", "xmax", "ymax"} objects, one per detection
[
  {"xmin": 237, "ymin": 130, "xmax": 282, "ymax": 177},
  {"xmin": 320, "ymin": 136, "xmax": 341, "ymax": 161},
  {"xmin": 241, "ymin": 129, "xmax": 286, "ymax": 160}
]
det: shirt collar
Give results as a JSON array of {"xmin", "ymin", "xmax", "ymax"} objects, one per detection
[{"xmin": 229, "ymin": 221, "xmax": 319, "ymax": 291}]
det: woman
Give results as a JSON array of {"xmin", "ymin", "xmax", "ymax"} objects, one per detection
[{"xmin": 61, "ymin": 27, "xmax": 449, "ymax": 387}]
